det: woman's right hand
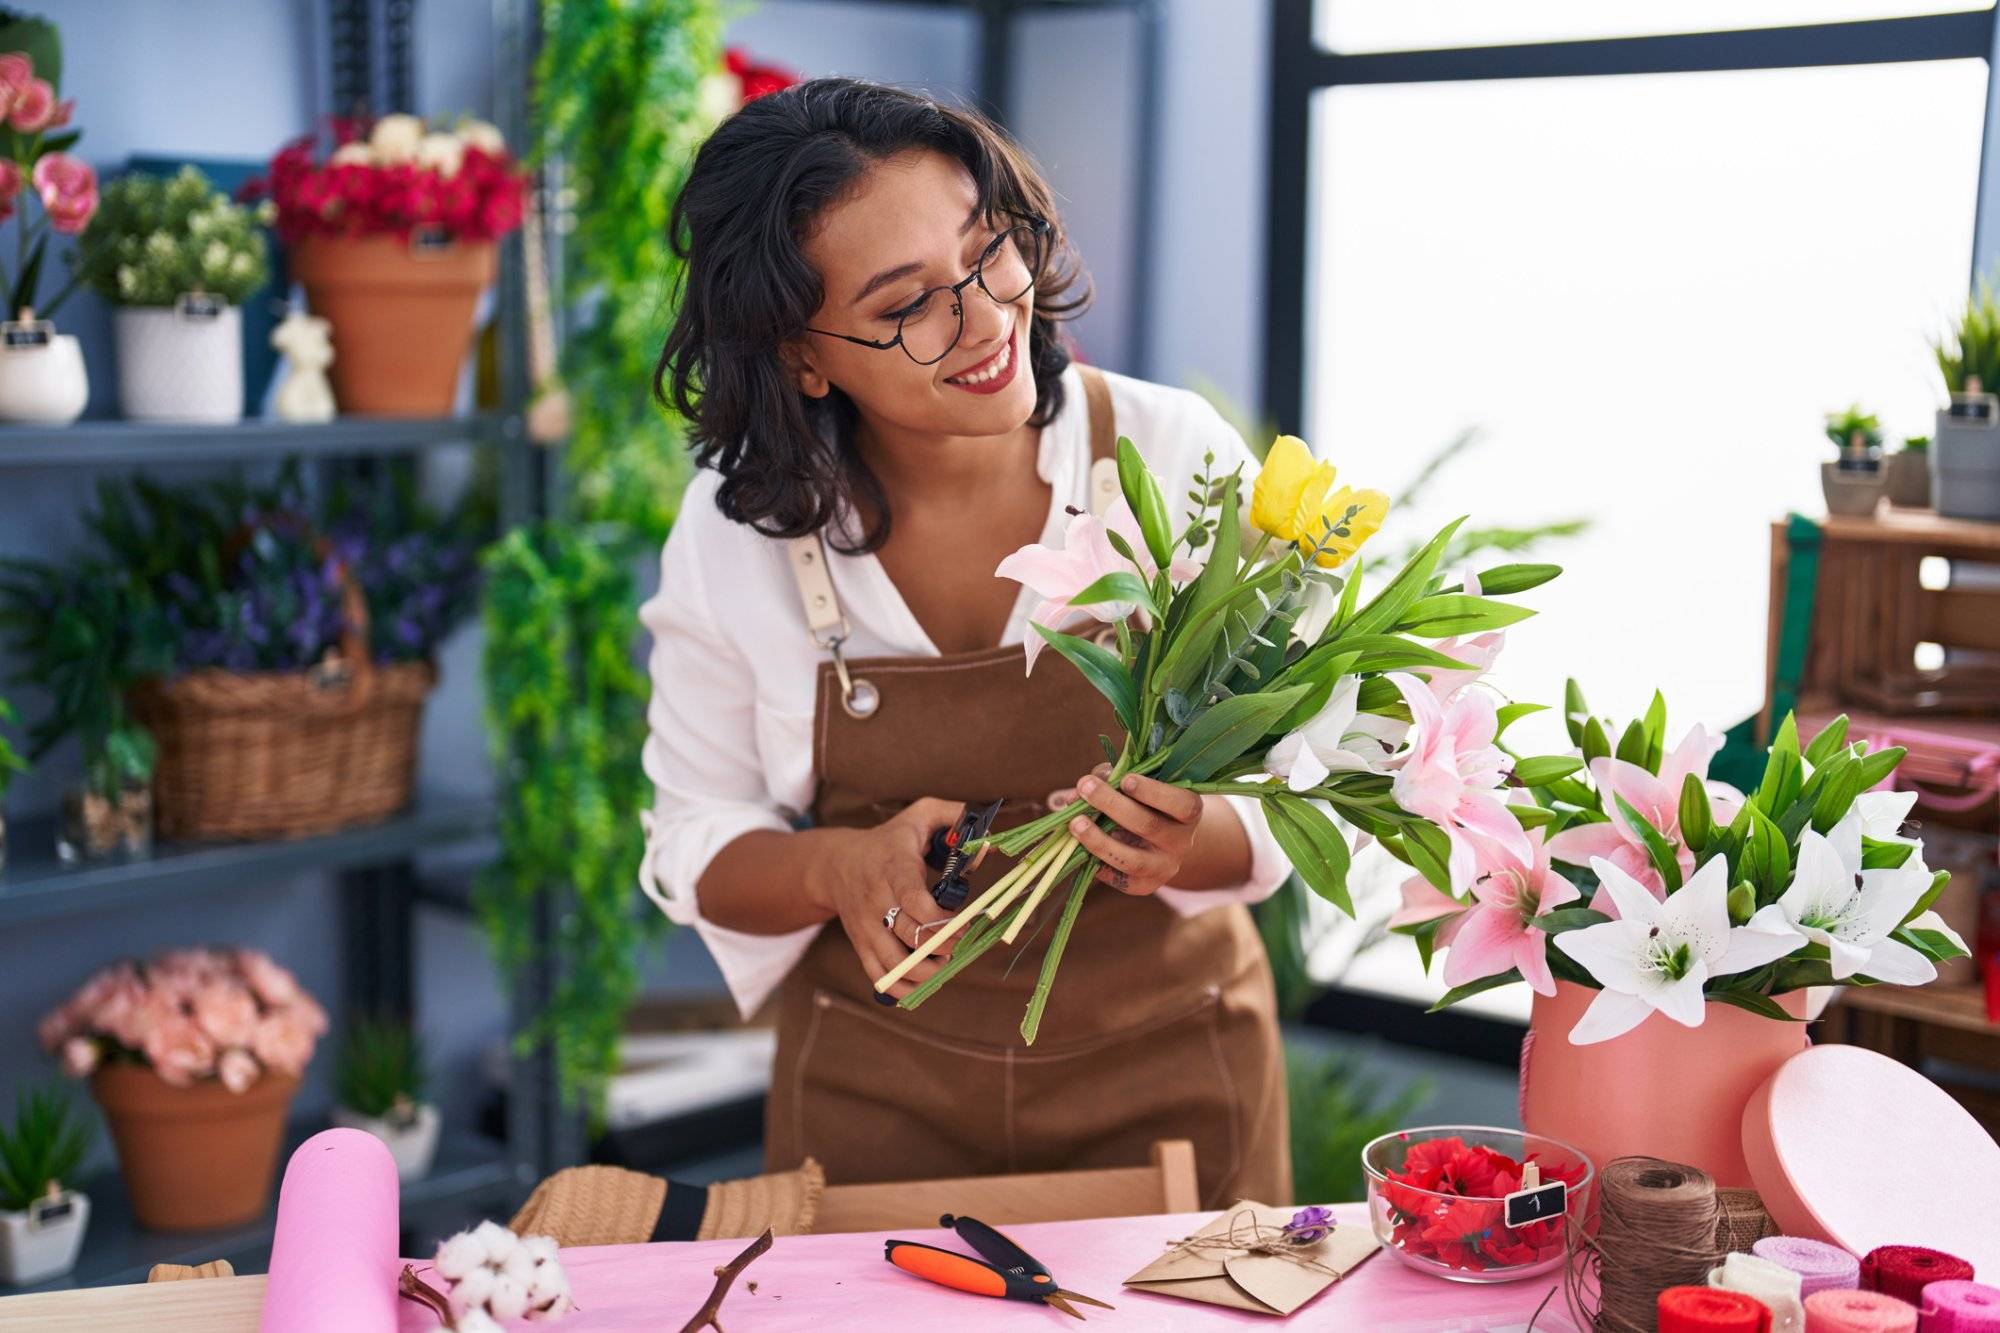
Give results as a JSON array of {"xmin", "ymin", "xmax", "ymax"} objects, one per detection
[{"xmin": 804, "ymin": 797, "xmax": 976, "ymax": 999}]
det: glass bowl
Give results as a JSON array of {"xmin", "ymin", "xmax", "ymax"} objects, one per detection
[{"xmin": 1361, "ymin": 1124, "xmax": 1594, "ymax": 1283}]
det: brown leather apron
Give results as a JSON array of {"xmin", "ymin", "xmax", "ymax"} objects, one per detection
[{"xmin": 762, "ymin": 366, "xmax": 1291, "ymax": 1209}]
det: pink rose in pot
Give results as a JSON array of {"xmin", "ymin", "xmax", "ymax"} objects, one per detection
[
  {"xmin": 237, "ymin": 948, "xmax": 301, "ymax": 1007},
  {"xmin": 9, "ymin": 76, "xmax": 53, "ymax": 132},
  {"xmin": 251, "ymin": 1011, "xmax": 315, "ymax": 1079},
  {"xmin": 31, "ymin": 152, "xmax": 96, "ymax": 234},
  {"xmin": 144, "ymin": 1016, "xmax": 218, "ymax": 1088},
  {"xmin": 217, "ymin": 1048, "xmax": 261, "ymax": 1094},
  {"xmin": 0, "ymin": 52, "xmax": 28, "ymax": 119},
  {"xmin": 192, "ymin": 980, "xmax": 261, "ymax": 1049}
]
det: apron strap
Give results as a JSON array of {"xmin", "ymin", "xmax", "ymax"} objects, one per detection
[{"xmin": 785, "ymin": 361, "xmax": 1121, "ymax": 718}]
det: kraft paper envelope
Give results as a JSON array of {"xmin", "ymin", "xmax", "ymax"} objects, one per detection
[{"xmin": 1122, "ymin": 1201, "xmax": 1379, "ymax": 1317}]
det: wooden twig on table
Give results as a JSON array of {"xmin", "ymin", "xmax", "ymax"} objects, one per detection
[
  {"xmin": 676, "ymin": 1228, "xmax": 775, "ymax": 1333},
  {"xmin": 399, "ymin": 1263, "xmax": 457, "ymax": 1327}
]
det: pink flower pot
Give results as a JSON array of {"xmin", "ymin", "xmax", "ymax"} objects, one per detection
[{"xmin": 1518, "ymin": 980, "xmax": 1809, "ymax": 1187}]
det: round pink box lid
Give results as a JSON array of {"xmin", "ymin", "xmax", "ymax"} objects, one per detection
[{"xmin": 1742, "ymin": 1044, "xmax": 2000, "ymax": 1274}]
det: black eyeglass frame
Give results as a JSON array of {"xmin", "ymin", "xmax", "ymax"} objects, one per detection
[{"xmin": 802, "ymin": 212, "xmax": 1052, "ymax": 366}]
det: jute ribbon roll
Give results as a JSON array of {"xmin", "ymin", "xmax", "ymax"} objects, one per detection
[{"xmin": 1566, "ymin": 1156, "xmax": 1726, "ymax": 1333}]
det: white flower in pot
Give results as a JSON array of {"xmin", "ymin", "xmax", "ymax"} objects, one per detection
[
  {"xmin": 0, "ymin": 49, "xmax": 95, "ymax": 426},
  {"xmin": 0, "ymin": 1084, "xmax": 94, "ymax": 1287},
  {"xmin": 76, "ymin": 166, "xmax": 273, "ymax": 424},
  {"xmin": 330, "ymin": 1016, "xmax": 439, "ymax": 1182}
]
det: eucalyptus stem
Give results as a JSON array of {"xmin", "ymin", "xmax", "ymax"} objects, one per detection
[{"xmin": 1020, "ymin": 864, "xmax": 1095, "ymax": 1045}]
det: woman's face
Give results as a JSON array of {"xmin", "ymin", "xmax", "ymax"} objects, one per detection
[{"xmin": 792, "ymin": 149, "xmax": 1039, "ymax": 436}]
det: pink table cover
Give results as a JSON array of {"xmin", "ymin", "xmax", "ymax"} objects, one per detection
[{"xmin": 398, "ymin": 1204, "xmax": 1584, "ymax": 1331}]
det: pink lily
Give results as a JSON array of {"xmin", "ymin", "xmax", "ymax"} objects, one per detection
[
  {"xmin": 1417, "ymin": 569, "xmax": 1505, "ymax": 704},
  {"xmin": 1545, "ymin": 723, "xmax": 1742, "ymax": 912},
  {"xmin": 1439, "ymin": 827, "xmax": 1578, "ymax": 996},
  {"xmin": 1388, "ymin": 672, "xmax": 1532, "ymax": 894},
  {"xmin": 996, "ymin": 499, "xmax": 1199, "ymax": 673}
]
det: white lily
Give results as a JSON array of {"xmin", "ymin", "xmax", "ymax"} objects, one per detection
[
  {"xmin": 1263, "ymin": 676, "xmax": 1404, "ymax": 790},
  {"xmin": 1554, "ymin": 856, "xmax": 1805, "ymax": 1045},
  {"xmin": 1851, "ymin": 788, "xmax": 1919, "ymax": 844},
  {"xmin": 1906, "ymin": 909, "xmax": 1968, "ymax": 954},
  {"xmin": 1740, "ymin": 815, "xmax": 1936, "ymax": 984}
]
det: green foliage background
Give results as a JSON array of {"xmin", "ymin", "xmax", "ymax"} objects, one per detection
[{"xmin": 476, "ymin": 0, "xmax": 723, "ymax": 1117}]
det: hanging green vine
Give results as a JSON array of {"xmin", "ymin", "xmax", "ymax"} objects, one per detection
[{"xmin": 476, "ymin": 0, "xmax": 723, "ymax": 1115}]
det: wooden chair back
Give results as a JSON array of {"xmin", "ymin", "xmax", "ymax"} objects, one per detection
[{"xmin": 811, "ymin": 1138, "xmax": 1199, "ymax": 1233}]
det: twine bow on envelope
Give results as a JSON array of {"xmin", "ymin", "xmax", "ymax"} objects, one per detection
[{"xmin": 1123, "ymin": 1201, "xmax": 1378, "ymax": 1316}]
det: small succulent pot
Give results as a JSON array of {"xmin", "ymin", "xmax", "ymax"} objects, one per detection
[
  {"xmin": 1821, "ymin": 460, "xmax": 1884, "ymax": 518},
  {"xmin": 0, "ymin": 1188, "xmax": 90, "ymax": 1287},
  {"xmin": 330, "ymin": 1099, "xmax": 439, "ymax": 1181},
  {"xmin": 57, "ymin": 783, "xmax": 153, "ymax": 862},
  {"xmin": 1885, "ymin": 449, "xmax": 1932, "ymax": 508}
]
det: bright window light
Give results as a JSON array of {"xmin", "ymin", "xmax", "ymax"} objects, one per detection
[
  {"xmin": 1317, "ymin": 1, "xmax": 1993, "ymax": 53},
  {"xmin": 1305, "ymin": 60, "xmax": 1986, "ymax": 741}
]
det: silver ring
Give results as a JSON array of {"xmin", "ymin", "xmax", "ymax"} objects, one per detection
[{"xmin": 882, "ymin": 905, "xmax": 901, "ymax": 932}]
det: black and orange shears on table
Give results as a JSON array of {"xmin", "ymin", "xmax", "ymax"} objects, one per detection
[
  {"xmin": 924, "ymin": 798, "xmax": 1005, "ymax": 910},
  {"xmin": 885, "ymin": 1213, "xmax": 1115, "ymax": 1319}
]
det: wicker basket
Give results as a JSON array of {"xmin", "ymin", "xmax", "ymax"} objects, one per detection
[{"xmin": 130, "ymin": 566, "xmax": 438, "ymax": 842}]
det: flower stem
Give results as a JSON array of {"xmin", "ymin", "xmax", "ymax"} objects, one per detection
[
  {"xmin": 874, "ymin": 848, "xmax": 1042, "ymax": 992},
  {"xmin": 1001, "ymin": 838, "xmax": 1085, "ymax": 944},
  {"xmin": 982, "ymin": 832, "xmax": 1073, "ymax": 920},
  {"xmin": 897, "ymin": 904, "xmax": 1015, "ymax": 1011},
  {"xmin": 1020, "ymin": 864, "xmax": 1095, "ymax": 1045}
]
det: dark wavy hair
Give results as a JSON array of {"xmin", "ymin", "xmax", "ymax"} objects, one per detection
[{"xmin": 656, "ymin": 77, "xmax": 1091, "ymax": 553}]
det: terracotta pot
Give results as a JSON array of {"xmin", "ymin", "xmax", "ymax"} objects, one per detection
[
  {"xmin": 1518, "ymin": 980, "xmax": 1809, "ymax": 1188},
  {"xmin": 90, "ymin": 1064, "xmax": 299, "ymax": 1231},
  {"xmin": 289, "ymin": 234, "xmax": 495, "ymax": 416}
]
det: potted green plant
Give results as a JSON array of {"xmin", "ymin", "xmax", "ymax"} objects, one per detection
[
  {"xmin": 0, "ymin": 551, "xmax": 162, "ymax": 860},
  {"xmin": 329, "ymin": 1015, "xmax": 437, "ymax": 1181},
  {"xmin": 1821, "ymin": 403, "xmax": 1886, "ymax": 518},
  {"xmin": 1933, "ymin": 278, "xmax": 2000, "ymax": 520},
  {"xmin": 0, "ymin": 695, "xmax": 27, "ymax": 875},
  {"xmin": 1886, "ymin": 434, "xmax": 1932, "ymax": 508},
  {"xmin": 74, "ymin": 166, "xmax": 272, "ymax": 423},
  {"xmin": 0, "ymin": 1084, "xmax": 92, "ymax": 1286},
  {"xmin": 0, "ymin": 25, "xmax": 95, "ymax": 426}
]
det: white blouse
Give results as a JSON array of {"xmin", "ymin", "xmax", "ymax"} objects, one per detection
[{"xmin": 638, "ymin": 362, "xmax": 1293, "ymax": 1018}]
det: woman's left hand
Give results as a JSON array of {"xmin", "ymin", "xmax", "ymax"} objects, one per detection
[{"xmin": 1047, "ymin": 763, "xmax": 1204, "ymax": 895}]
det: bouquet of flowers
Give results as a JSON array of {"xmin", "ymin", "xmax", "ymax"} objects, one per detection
[
  {"xmin": 254, "ymin": 114, "xmax": 526, "ymax": 244},
  {"xmin": 38, "ymin": 947, "xmax": 328, "ymax": 1091},
  {"xmin": 0, "ymin": 46, "xmax": 94, "ymax": 321},
  {"xmin": 1392, "ymin": 682, "xmax": 1971, "ymax": 1042},
  {"xmin": 874, "ymin": 435, "xmax": 1573, "ymax": 1042}
]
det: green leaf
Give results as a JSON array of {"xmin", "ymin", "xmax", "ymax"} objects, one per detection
[
  {"xmin": 1430, "ymin": 970, "xmax": 1523, "ymax": 1012},
  {"xmin": 1158, "ymin": 684, "xmax": 1309, "ymax": 782},
  {"xmin": 1563, "ymin": 679, "xmax": 1589, "ymax": 745},
  {"xmin": 1031, "ymin": 624, "xmax": 1139, "ymax": 736},
  {"xmin": 1344, "ymin": 517, "xmax": 1467, "ymax": 639},
  {"xmin": 1184, "ymin": 472, "xmax": 1241, "ymax": 624},
  {"xmin": 1496, "ymin": 702, "xmax": 1546, "ymax": 736},
  {"xmin": 1899, "ymin": 868, "xmax": 1952, "ymax": 927},
  {"xmin": 1853, "ymin": 745, "xmax": 1906, "ymax": 790},
  {"xmin": 1803, "ymin": 714, "xmax": 1851, "ymax": 768},
  {"xmin": 1707, "ymin": 990, "xmax": 1804, "ymax": 1022},
  {"xmin": 1469, "ymin": 563, "xmax": 1561, "ymax": 596},
  {"xmin": 1756, "ymin": 713, "xmax": 1803, "ymax": 814},
  {"xmin": 1862, "ymin": 836, "xmax": 1915, "ymax": 870},
  {"xmin": 1512, "ymin": 754, "xmax": 1584, "ymax": 787},
  {"xmin": 1332, "ymin": 553, "xmax": 1364, "ymax": 631},
  {"xmin": 1544, "ymin": 776, "xmax": 1600, "ymax": 810},
  {"xmin": 1510, "ymin": 804, "xmax": 1561, "ymax": 829},
  {"xmin": 1741, "ymin": 804, "xmax": 1791, "ymax": 903},
  {"xmin": 1068, "ymin": 570, "xmax": 1160, "ymax": 622},
  {"xmin": 1115, "ymin": 435, "xmax": 1176, "ymax": 570},
  {"xmin": 1808, "ymin": 754, "xmax": 1866, "ymax": 835},
  {"xmin": 1264, "ymin": 794, "xmax": 1356, "ymax": 916},
  {"xmin": 1582, "ymin": 717, "xmax": 1612, "ymax": 765},
  {"xmin": 1614, "ymin": 718, "xmax": 1648, "ymax": 767},
  {"xmin": 1642, "ymin": 691, "xmax": 1667, "ymax": 772},
  {"xmin": 1529, "ymin": 907, "xmax": 1610, "ymax": 934},
  {"xmin": 1394, "ymin": 593, "xmax": 1536, "ymax": 638},
  {"xmin": 1896, "ymin": 923, "xmax": 1970, "ymax": 963},
  {"xmin": 1400, "ymin": 821, "xmax": 1454, "ymax": 893},
  {"xmin": 1678, "ymin": 772, "xmax": 1714, "ymax": 855},
  {"xmin": 1614, "ymin": 792, "xmax": 1683, "ymax": 892},
  {"xmin": 1394, "ymin": 910, "xmax": 1455, "ymax": 972}
]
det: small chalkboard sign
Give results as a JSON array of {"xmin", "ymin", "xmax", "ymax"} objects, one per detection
[
  {"xmin": 1503, "ymin": 1179, "xmax": 1568, "ymax": 1229},
  {"xmin": 1, "ymin": 319, "xmax": 52, "ymax": 349},
  {"xmin": 176, "ymin": 291, "xmax": 225, "ymax": 322},
  {"xmin": 29, "ymin": 1192, "xmax": 75, "ymax": 1229},
  {"xmin": 410, "ymin": 224, "xmax": 453, "ymax": 254},
  {"xmin": 1951, "ymin": 396, "xmax": 1995, "ymax": 421}
]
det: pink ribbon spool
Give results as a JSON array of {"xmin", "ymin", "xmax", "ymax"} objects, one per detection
[
  {"xmin": 1921, "ymin": 1281, "xmax": 2000, "ymax": 1333},
  {"xmin": 1807, "ymin": 1290, "xmax": 1919, "ymax": 1333}
]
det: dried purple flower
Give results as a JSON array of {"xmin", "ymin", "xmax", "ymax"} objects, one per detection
[{"xmin": 1282, "ymin": 1205, "xmax": 1334, "ymax": 1245}]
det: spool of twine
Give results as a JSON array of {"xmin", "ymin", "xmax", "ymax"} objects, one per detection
[{"xmin": 1567, "ymin": 1157, "xmax": 1725, "ymax": 1333}]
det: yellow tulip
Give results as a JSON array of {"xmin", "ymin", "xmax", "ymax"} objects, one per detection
[
  {"xmin": 1299, "ymin": 486, "xmax": 1391, "ymax": 568},
  {"xmin": 1251, "ymin": 435, "xmax": 1339, "ymax": 541}
]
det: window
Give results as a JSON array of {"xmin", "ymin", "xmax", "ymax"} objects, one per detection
[{"xmin": 1318, "ymin": 1, "xmax": 1992, "ymax": 53}]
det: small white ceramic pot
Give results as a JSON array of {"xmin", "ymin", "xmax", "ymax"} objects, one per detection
[
  {"xmin": 114, "ymin": 305, "xmax": 244, "ymax": 423},
  {"xmin": 330, "ymin": 1101, "xmax": 440, "ymax": 1181},
  {"xmin": 0, "ymin": 1190, "xmax": 90, "ymax": 1287},
  {"xmin": 0, "ymin": 333, "xmax": 87, "ymax": 425}
]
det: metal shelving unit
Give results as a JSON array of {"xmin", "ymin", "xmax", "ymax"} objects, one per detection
[{"xmin": 0, "ymin": 0, "xmax": 559, "ymax": 1295}]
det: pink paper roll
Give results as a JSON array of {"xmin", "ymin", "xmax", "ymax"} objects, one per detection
[
  {"xmin": 1758, "ymin": 1236, "xmax": 1863, "ymax": 1298},
  {"xmin": 1807, "ymin": 1290, "xmax": 1919, "ymax": 1333},
  {"xmin": 1922, "ymin": 1281, "xmax": 2000, "ymax": 1333},
  {"xmin": 260, "ymin": 1127, "xmax": 401, "ymax": 1333}
]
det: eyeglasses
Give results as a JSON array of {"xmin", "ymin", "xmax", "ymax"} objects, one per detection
[{"xmin": 804, "ymin": 213, "xmax": 1050, "ymax": 367}]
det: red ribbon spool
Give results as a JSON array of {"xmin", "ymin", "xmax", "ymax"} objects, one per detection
[
  {"xmin": 1861, "ymin": 1246, "xmax": 1977, "ymax": 1305},
  {"xmin": 1659, "ymin": 1285, "xmax": 1774, "ymax": 1332}
]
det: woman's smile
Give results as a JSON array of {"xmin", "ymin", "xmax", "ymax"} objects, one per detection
[{"xmin": 942, "ymin": 322, "xmax": 1018, "ymax": 394}]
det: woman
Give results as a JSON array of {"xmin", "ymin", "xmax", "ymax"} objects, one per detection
[{"xmin": 640, "ymin": 77, "xmax": 1292, "ymax": 1208}]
